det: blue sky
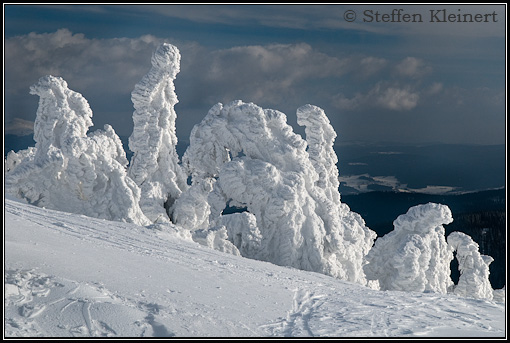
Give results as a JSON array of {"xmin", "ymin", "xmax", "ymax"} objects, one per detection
[{"xmin": 3, "ymin": 4, "xmax": 506, "ymax": 145}]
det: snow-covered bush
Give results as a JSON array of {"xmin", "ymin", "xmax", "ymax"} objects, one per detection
[
  {"xmin": 173, "ymin": 100, "xmax": 376, "ymax": 285},
  {"xmin": 5, "ymin": 75, "xmax": 150, "ymax": 226},
  {"xmin": 363, "ymin": 203, "xmax": 455, "ymax": 293},
  {"xmin": 447, "ymin": 231, "xmax": 494, "ymax": 300},
  {"xmin": 128, "ymin": 43, "xmax": 189, "ymax": 223}
]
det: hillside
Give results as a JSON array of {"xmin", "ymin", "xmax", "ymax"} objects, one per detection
[{"xmin": 4, "ymin": 195, "xmax": 506, "ymax": 338}]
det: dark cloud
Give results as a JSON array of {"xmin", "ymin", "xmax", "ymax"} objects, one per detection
[{"xmin": 4, "ymin": 25, "xmax": 505, "ymax": 145}]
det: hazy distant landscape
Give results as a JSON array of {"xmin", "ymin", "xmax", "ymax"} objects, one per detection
[
  {"xmin": 335, "ymin": 142, "xmax": 505, "ymax": 194},
  {"xmin": 7, "ymin": 135, "xmax": 505, "ymax": 195}
]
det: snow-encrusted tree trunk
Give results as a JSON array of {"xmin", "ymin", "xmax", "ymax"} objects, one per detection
[
  {"xmin": 174, "ymin": 100, "xmax": 376, "ymax": 285},
  {"xmin": 447, "ymin": 231, "xmax": 494, "ymax": 300},
  {"xmin": 128, "ymin": 43, "xmax": 189, "ymax": 223},
  {"xmin": 363, "ymin": 203, "xmax": 455, "ymax": 293},
  {"xmin": 5, "ymin": 75, "xmax": 150, "ymax": 225}
]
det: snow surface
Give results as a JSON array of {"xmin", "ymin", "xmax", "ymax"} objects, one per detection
[{"xmin": 4, "ymin": 195, "xmax": 506, "ymax": 338}]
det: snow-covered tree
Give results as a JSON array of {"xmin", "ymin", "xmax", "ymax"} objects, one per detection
[
  {"xmin": 5, "ymin": 75, "xmax": 150, "ymax": 226},
  {"xmin": 173, "ymin": 100, "xmax": 376, "ymax": 285},
  {"xmin": 447, "ymin": 231, "xmax": 494, "ymax": 300},
  {"xmin": 128, "ymin": 43, "xmax": 189, "ymax": 223},
  {"xmin": 363, "ymin": 203, "xmax": 455, "ymax": 293}
]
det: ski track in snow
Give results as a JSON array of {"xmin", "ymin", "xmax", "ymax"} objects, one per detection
[{"xmin": 4, "ymin": 197, "xmax": 506, "ymax": 338}]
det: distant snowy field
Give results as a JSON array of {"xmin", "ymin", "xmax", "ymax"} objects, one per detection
[{"xmin": 4, "ymin": 195, "xmax": 505, "ymax": 338}]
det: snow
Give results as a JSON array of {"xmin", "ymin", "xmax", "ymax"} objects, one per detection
[
  {"xmin": 4, "ymin": 195, "xmax": 506, "ymax": 337},
  {"xmin": 448, "ymin": 232, "xmax": 495, "ymax": 300},
  {"xmin": 364, "ymin": 203, "xmax": 455, "ymax": 293},
  {"xmin": 3, "ymin": 42, "xmax": 506, "ymax": 337},
  {"xmin": 128, "ymin": 43, "xmax": 188, "ymax": 223},
  {"xmin": 5, "ymin": 76, "xmax": 149, "ymax": 226},
  {"xmin": 175, "ymin": 100, "xmax": 376, "ymax": 285}
]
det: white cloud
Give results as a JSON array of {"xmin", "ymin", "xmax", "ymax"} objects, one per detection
[
  {"xmin": 4, "ymin": 27, "xmax": 504, "ymax": 145},
  {"xmin": 5, "ymin": 30, "xmax": 355, "ymax": 137}
]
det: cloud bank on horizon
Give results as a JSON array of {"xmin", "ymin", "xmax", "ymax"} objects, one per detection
[{"xmin": 3, "ymin": 4, "xmax": 506, "ymax": 145}]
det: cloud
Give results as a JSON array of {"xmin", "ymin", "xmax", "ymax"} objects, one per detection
[
  {"xmin": 4, "ymin": 29, "xmax": 175, "ymax": 135},
  {"xmin": 376, "ymin": 85, "xmax": 419, "ymax": 111},
  {"xmin": 4, "ymin": 28, "xmax": 504, "ymax": 145},
  {"xmin": 394, "ymin": 57, "xmax": 431, "ymax": 78},
  {"xmin": 5, "ymin": 29, "xmax": 165, "ymax": 95},
  {"xmin": 359, "ymin": 57, "xmax": 388, "ymax": 77},
  {"xmin": 334, "ymin": 82, "xmax": 420, "ymax": 111},
  {"xmin": 192, "ymin": 43, "xmax": 349, "ymax": 105},
  {"xmin": 427, "ymin": 82, "xmax": 443, "ymax": 95},
  {"xmin": 5, "ymin": 30, "xmax": 353, "ymax": 138}
]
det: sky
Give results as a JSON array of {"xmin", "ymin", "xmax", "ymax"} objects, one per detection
[{"xmin": 3, "ymin": 4, "xmax": 506, "ymax": 145}]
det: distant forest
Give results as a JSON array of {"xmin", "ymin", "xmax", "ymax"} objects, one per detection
[{"xmin": 343, "ymin": 189, "xmax": 506, "ymax": 289}]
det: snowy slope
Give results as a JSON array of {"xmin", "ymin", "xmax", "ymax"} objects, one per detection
[{"xmin": 4, "ymin": 195, "xmax": 506, "ymax": 338}]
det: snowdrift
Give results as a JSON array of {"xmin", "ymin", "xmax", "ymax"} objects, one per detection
[{"xmin": 4, "ymin": 43, "xmax": 503, "ymax": 303}]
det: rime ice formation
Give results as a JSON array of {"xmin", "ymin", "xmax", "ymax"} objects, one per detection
[
  {"xmin": 5, "ymin": 147, "xmax": 36, "ymax": 173},
  {"xmin": 363, "ymin": 203, "xmax": 455, "ymax": 293},
  {"xmin": 128, "ymin": 43, "xmax": 188, "ymax": 223},
  {"xmin": 5, "ymin": 75, "xmax": 150, "ymax": 226},
  {"xmin": 447, "ymin": 231, "xmax": 494, "ymax": 300},
  {"xmin": 173, "ymin": 100, "xmax": 376, "ymax": 285},
  {"xmin": 296, "ymin": 104, "xmax": 340, "ymax": 205}
]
